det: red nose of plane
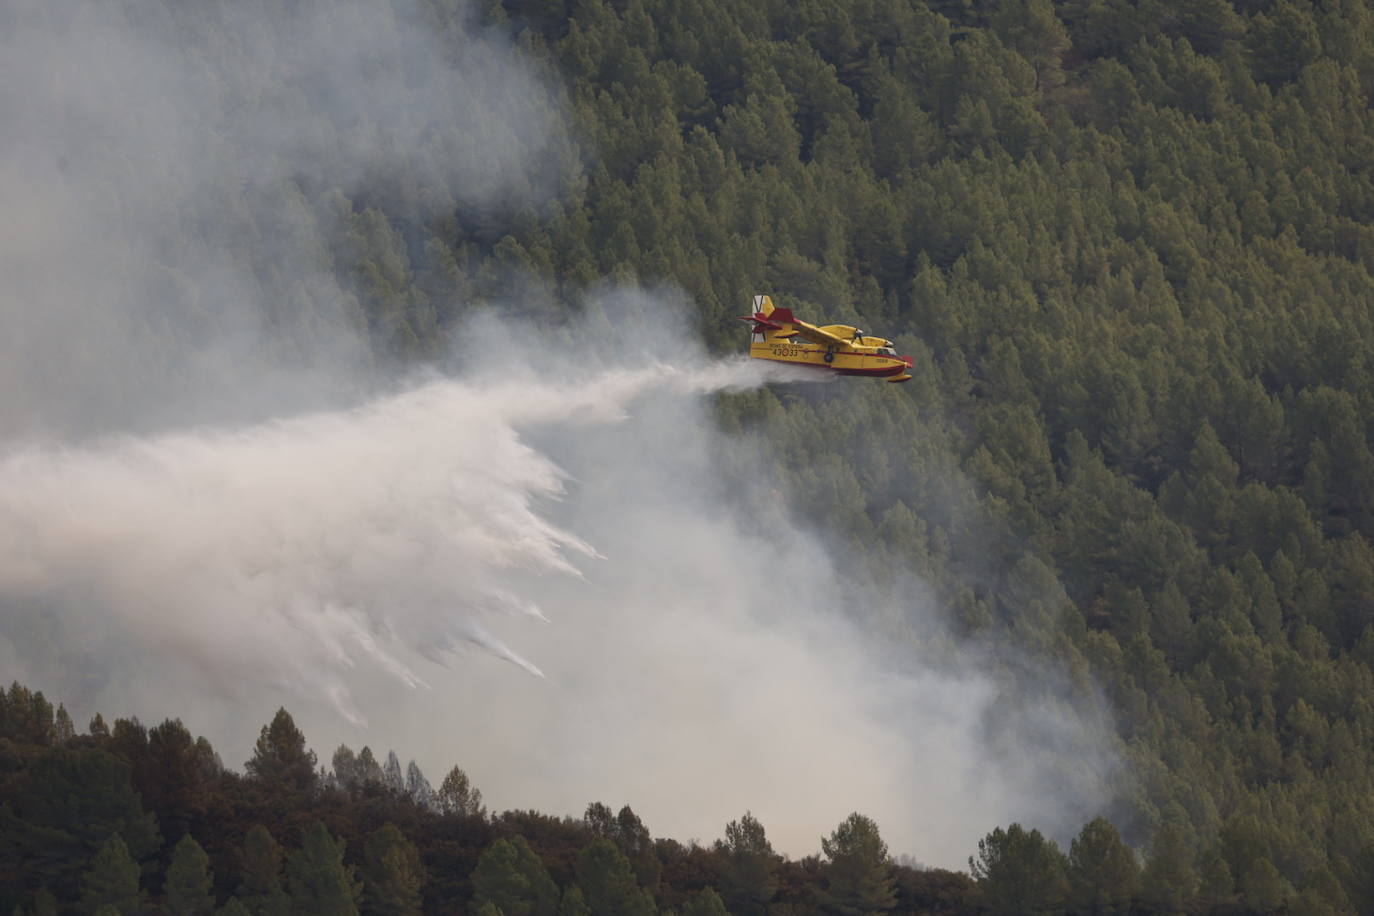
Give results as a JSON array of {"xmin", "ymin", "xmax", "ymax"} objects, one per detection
[{"xmin": 902, "ymin": 355, "xmax": 913, "ymax": 367}]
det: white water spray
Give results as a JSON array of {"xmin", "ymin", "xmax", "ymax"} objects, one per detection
[{"xmin": 0, "ymin": 358, "xmax": 810, "ymax": 721}]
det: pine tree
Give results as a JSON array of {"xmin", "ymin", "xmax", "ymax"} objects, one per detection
[
  {"xmin": 164, "ymin": 835, "xmax": 215, "ymax": 915},
  {"xmin": 558, "ymin": 887, "xmax": 590, "ymax": 916},
  {"xmin": 79, "ymin": 834, "xmax": 141, "ymax": 916},
  {"xmin": 286, "ymin": 823, "xmax": 361, "ymax": 916},
  {"xmin": 360, "ymin": 824, "xmax": 425, "ymax": 916},
  {"xmin": 820, "ymin": 814, "xmax": 896, "ymax": 916},
  {"xmin": 1066, "ymin": 818, "xmax": 1138, "ymax": 915},
  {"xmin": 382, "ymin": 752, "xmax": 405, "ymax": 794},
  {"xmin": 54, "ymin": 706, "xmax": 75, "ymax": 744},
  {"xmin": 437, "ymin": 766, "xmax": 484, "ymax": 817},
  {"xmin": 471, "ymin": 837, "xmax": 559, "ymax": 916},
  {"xmin": 679, "ymin": 888, "xmax": 727, "ymax": 916},
  {"xmin": 237, "ymin": 825, "xmax": 290, "ymax": 916},
  {"xmin": 1139, "ymin": 824, "xmax": 1198, "ymax": 914},
  {"xmin": 245, "ymin": 710, "xmax": 317, "ymax": 792},
  {"xmin": 332, "ymin": 746, "xmax": 360, "ymax": 792},
  {"xmin": 7, "ymin": 748, "xmax": 161, "ymax": 892},
  {"xmin": 969, "ymin": 823, "xmax": 1068, "ymax": 916},
  {"xmin": 404, "ymin": 761, "xmax": 434, "ymax": 809},
  {"xmin": 612, "ymin": 807, "xmax": 660, "ymax": 894},
  {"xmin": 355, "ymin": 748, "xmax": 385, "ymax": 787},
  {"xmin": 1239, "ymin": 857, "xmax": 1291, "ymax": 913},
  {"xmin": 714, "ymin": 812, "xmax": 779, "ymax": 916},
  {"xmin": 575, "ymin": 838, "xmax": 654, "ymax": 916}
]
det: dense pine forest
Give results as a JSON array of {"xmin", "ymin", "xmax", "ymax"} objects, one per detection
[{"xmin": 7, "ymin": 0, "xmax": 1374, "ymax": 911}]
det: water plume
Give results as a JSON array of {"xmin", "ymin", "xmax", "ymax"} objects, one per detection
[{"xmin": 0, "ymin": 357, "xmax": 797, "ymax": 720}]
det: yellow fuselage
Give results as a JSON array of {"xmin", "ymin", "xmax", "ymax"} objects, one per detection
[
  {"xmin": 739, "ymin": 296, "xmax": 913, "ymax": 382},
  {"xmin": 750, "ymin": 330, "xmax": 911, "ymax": 380}
]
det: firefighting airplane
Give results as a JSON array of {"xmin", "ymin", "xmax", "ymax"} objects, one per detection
[{"xmin": 738, "ymin": 295, "xmax": 913, "ymax": 383}]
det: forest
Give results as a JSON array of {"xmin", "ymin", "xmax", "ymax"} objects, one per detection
[{"xmin": 7, "ymin": 0, "xmax": 1374, "ymax": 911}]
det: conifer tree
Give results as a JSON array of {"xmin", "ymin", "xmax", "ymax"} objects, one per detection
[
  {"xmin": 237, "ymin": 825, "xmax": 289, "ymax": 916},
  {"xmin": 355, "ymin": 747, "xmax": 385, "ymax": 787},
  {"xmin": 437, "ymin": 766, "xmax": 484, "ymax": 817},
  {"xmin": 245, "ymin": 709, "xmax": 317, "ymax": 792},
  {"xmin": 575, "ymin": 838, "xmax": 654, "ymax": 916},
  {"xmin": 404, "ymin": 761, "xmax": 434, "ymax": 808},
  {"xmin": 360, "ymin": 824, "xmax": 425, "ymax": 916},
  {"xmin": 382, "ymin": 751, "xmax": 405, "ymax": 794},
  {"xmin": 679, "ymin": 888, "xmax": 727, "ymax": 916},
  {"xmin": 471, "ymin": 837, "xmax": 559, "ymax": 916},
  {"xmin": 1239, "ymin": 858, "xmax": 1291, "ymax": 914},
  {"xmin": 332, "ymin": 746, "xmax": 360, "ymax": 792},
  {"xmin": 558, "ymin": 887, "xmax": 590, "ymax": 916},
  {"xmin": 79, "ymin": 834, "xmax": 141, "ymax": 916},
  {"xmin": 714, "ymin": 812, "xmax": 779, "ymax": 916},
  {"xmin": 969, "ymin": 823, "xmax": 1068, "ymax": 916},
  {"xmin": 8, "ymin": 747, "xmax": 161, "ymax": 892},
  {"xmin": 1067, "ymin": 818, "xmax": 1138, "ymax": 915},
  {"xmin": 54, "ymin": 705, "xmax": 75, "ymax": 744},
  {"xmin": 164, "ymin": 834, "xmax": 215, "ymax": 915},
  {"xmin": 820, "ymin": 813, "xmax": 896, "ymax": 916},
  {"xmin": 286, "ymin": 823, "xmax": 361, "ymax": 916},
  {"xmin": 1139, "ymin": 824, "xmax": 1198, "ymax": 915}
]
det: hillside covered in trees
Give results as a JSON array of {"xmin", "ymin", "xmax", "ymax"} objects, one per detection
[
  {"xmin": 0, "ymin": 683, "xmax": 1136, "ymax": 915},
  {"xmin": 7, "ymin": 0, "xmax": 1374, "ymax": 911}
]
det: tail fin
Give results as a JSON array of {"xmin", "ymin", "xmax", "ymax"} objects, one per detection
[{"xmin": 739, "ymin": 294, "xmax": 790, "ymax": 336}]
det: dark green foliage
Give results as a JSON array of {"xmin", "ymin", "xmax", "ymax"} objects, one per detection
[
  {"xmin": 285, "ymin": 822, "xmax": 361, "ymax": 916},
  {"xmin": 141, "ymin": 720, "xmax": 219, "ymax": 845},
  {"xmin": 236, "ymin": 825, "xmax": 289, "ymax": 916},
  {"xmin": 678, "ymin": 887, "xmax": 727, "ymax": 916},
  {"xmin": 0, "ymin": 747, "xmax": 161, "ymax": 898},
  {"xmin": 164, "ymin": 834, "xmax": 215, "ymax": 915},
  {"xmin": 575, "ymin": 838, "xmax": 655, "ymax": 916},
  {"xmin": 361, "ymin": 824, "xmax": 425, "ymax": 916},
  {"xmin": 0, "ymin": 683, "xmax": 55, "ymax": 746},
  {"xmin": 558, "ymin": 886, "xmax": 591, "ymax": 916},
  {"xmin": 245, "ymin": 710, "xmax": 317, "ymax": 793},
  {"xmin": 436, "ymin": 766, "xmax": 484, "ymax": 818},
  {"xmin": 471, "ymin": 836, "xmax": 558, "ymax": 916},
  {"xmin": 79, "ymin": 834, "xmax": 142, "ymax": 916},
  {"xmin": 713, "ymin": 812, "xmax": 779, "ymax": 916},
  {"xmin": 1238, "ymin": 856, "xmax": 1292, "ymax": 913},
  {"xmin": 1066, "ymin": 818, "xmax": 1138, "ymax": 915},
  {"xmin": 969, "ymin": 824, "xmax": 1068, "ymax": 916},
  {"xmin": 1139, "ymin": 824, "xmax": 1198, "ymax": 914},
  {"xmin": 819, "ymin": 813, "xmax": 895, "ymax": 916}
]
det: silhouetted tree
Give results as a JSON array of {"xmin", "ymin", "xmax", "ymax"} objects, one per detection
[
  {"xmin": 245, "ymin": 710, "xmax": 316, "ymax": 793},
  {"xmin": 820, "ymin": 814, "xmax": 895, "ymax": 916}
]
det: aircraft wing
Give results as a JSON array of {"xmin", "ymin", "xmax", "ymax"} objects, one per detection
[{"xmin": 788, "ymin": 319, "xmax": 853, "ymax": 349}]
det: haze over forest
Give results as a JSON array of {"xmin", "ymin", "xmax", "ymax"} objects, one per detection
[{"xmin": 4, "ymin": 0, "xmax": 1374, "ymax": 913}]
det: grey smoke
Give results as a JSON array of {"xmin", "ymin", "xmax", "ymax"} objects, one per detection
[
  {"xmin": 1, "ymin": 0, "xmax": 572, "ymax": 436},
  {"xmin": 0, "ymin": 0, "xmax": 1117, "ymax": 866}
]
